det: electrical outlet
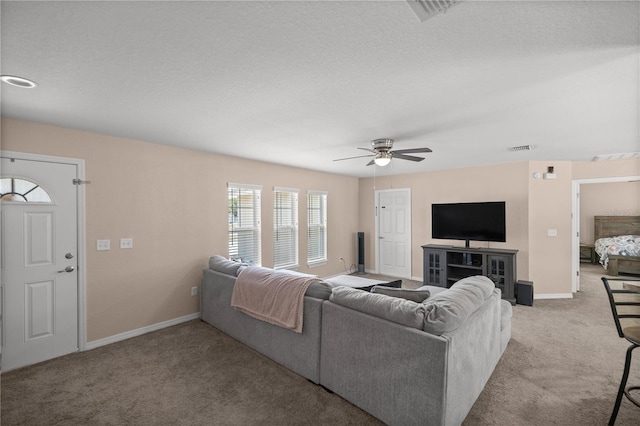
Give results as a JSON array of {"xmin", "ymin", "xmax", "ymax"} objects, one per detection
[
  {"xmin": 191, "ymin": 286, "xmax": 198, "ymax": 297},
  {"xmin": 120, "ymin": 238, "xmax": 133, "ymax": 249}
]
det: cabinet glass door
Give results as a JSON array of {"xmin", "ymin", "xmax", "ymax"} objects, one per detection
[
  {"xmin": 426, "ymin": 251, "xmax": 444, "ymax": 286},
  {"xmin": 488, "ymin": 256, "xmax": 507, "ymax": 293}
]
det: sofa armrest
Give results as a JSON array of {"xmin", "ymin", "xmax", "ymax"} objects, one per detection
[
  {"xmin": 320, "ymin": 301, "xmax": 449, "ymax": 426},
  {"xmin": 441, "ymin": 290, "xmax": 502, "ymax": 425}
]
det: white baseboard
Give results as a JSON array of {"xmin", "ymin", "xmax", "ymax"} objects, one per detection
[
  {"xmin": 85, "ymin": 312, "xmax": 201, "ymax": 351},
  {"xmin": 534, "ymin": 293, "xmax": 573, "ymax": 300}
]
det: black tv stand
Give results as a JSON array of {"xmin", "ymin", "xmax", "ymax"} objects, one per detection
[{"xmin": 422, "ymin": 244, "xmax": 517, "ymax": 304}]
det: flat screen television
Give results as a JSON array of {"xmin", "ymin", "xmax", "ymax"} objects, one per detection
[{"xmin": 432, "ymin": 201, "xmax": 506, "ymax": 248}]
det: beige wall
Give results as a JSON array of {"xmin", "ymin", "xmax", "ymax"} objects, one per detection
[
  {"xmin": 1, "ymin": 118, "xmax": 359, "ymax": 342},
  {"xmin": 358, "ymin": 159, "xmax": 640, "ymax": 296},
  {"xmin": 527, "ymin": 161, "xmax": 574, "ymax": 295},
  {"xmin": 573, "ymin": 159, "xmax": 640, "ymax": 244},
  {"xmin": 3, "ymin": 116, "xmax": 638, "ymax": 341},
  {"xmin": 573, "ymin": 159, "xmax": 640, "ymax": 180},
  {"xmin": 580, "ymin": 181, "xmax": 640, "ymax": 243},
  {"xmin": 358, "ymin": 162, "xmax": 530, "ymax": 281}
]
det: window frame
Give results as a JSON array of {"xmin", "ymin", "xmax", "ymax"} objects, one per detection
[
  {"xmin": 307, "ymin": 190, "xmax": 328, "ymax": 267},
  {"xmin": 228, "ymin": 183, "xmax": 262, "ymax": 266},
  {"xmin": 273, "ymin": 187, "xmax": 299, "ymax": 270}
]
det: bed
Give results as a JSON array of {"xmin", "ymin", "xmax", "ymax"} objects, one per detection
[{"xmin": 594, "ymin": 216, "xmax": 640, "ymax": 276}]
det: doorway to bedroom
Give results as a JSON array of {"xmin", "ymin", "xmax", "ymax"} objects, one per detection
[{"xmin": 572, "ymin": 175, "xmax": 640, "ymax": 292}]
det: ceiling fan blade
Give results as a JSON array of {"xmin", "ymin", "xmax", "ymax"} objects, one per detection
[
  {"xmin": 392, "ymin": 153, "xmax": 425, "ymax": 162},
  {"xmin": 366, "ymin": 159, "xmax": 375, "ymax": 166},
  {"xmin": 333, "ymin": 154, "xmax": 375, "ymax": 162},
  {"xmin": 391, "ymin": 147, "xmax": 432, "ymax": 154}
]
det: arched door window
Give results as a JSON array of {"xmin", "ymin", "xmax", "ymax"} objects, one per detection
[{"xmin": 0, "ymin": 177, "xmax": 52, "ymax": 203}]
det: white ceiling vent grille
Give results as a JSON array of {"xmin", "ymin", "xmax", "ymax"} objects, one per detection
[
  {"xmin": 508, "ymin": 145, "xmax": 535, "ymax": 152},
  {"xmin": 407, "ymin": 0, "xmax": 461, "ymax": 22},
  {"xmin": 593, "ymin": 152, "xmax": 640, "ymax": 161}
]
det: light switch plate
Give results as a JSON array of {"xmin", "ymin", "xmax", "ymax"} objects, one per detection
[
  {"xmin": 120, "ymin": 238, "xmax": 133, "ymax": 249},
  {"xmin": 97, "ymin": 239, "xmax": 110, "ymax": 251}
]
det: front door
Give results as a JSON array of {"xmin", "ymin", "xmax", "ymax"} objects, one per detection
[
  {"xmin": 1, "ymin": 156, "xmax": 79, "ymax": 371},
  {"xmin": 377, "ymin": 189, "xmax": 412, "ymax": 278}
]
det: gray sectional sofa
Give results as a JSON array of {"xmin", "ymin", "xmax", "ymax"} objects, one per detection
[{"xmin": 201, "ymin": 256, "xmax": 512, "ymax": 426}]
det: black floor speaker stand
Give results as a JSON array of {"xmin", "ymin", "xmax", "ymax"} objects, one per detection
[{"xmin": 357, "ymin": 232, "xmax": 365, "ymax": 274}]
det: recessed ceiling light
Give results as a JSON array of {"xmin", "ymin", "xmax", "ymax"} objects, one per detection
[{"xmin": 1, "ymin": 75, "xmax": 37, "ymax": 89}]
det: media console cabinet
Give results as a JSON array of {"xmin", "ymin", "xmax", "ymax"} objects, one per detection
[{"xmin": 422, "ymin": 244, "xmax": 517, "ymax": 304}]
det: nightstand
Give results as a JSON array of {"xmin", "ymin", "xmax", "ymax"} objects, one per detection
[{"xmin": 580, "ymin": 243, "xmax": 596, "ymax": 264}]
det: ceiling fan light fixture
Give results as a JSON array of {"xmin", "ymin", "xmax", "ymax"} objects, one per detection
[
  {"xmin": 374, "ymin": 153, "xmax": 392, "ymax": 167},
  {"xmin": 0, "ymin": 75, "xmax": 37, "ymax": 88}
]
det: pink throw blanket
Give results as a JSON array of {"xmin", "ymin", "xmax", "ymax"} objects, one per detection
[{"xmin": 231, "ymin": 267, "xmax": 318, "ymax": 333}]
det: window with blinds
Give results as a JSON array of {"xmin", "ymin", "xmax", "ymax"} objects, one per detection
[
  {"xmin": 273, "ymin": 187, "xmax": 299, "ymax": 270},
  {"xmin": 307, "ymin": 190, "xmax": 327, "ymax": 267},
  {"xmin": 228, "ymin": 183, "xmax": 262, "ymax": 266}
]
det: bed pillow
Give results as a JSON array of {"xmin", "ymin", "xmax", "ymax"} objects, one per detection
[
  {"xmin": 371, "ymin": 286, "xmax": 431, "ymax": 303},
  {"xmin": 208, "ymin": 255, "xmax": 244, "ymax": 276},
  {"xmin": 330, "ymin": 286, "xmax": 426, "ymax": 329}
]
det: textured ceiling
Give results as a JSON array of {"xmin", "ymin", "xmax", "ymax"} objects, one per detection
[{"xmin": 1, "ymin": 0, "xmax": 639, "ymax": 177}]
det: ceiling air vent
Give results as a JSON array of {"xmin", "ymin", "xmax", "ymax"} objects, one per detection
[
  {"xmin": 407, "ymin": 0, "xmax": 461, "ymax": 22},
  {"xmin": 508, "ymin": 145, "xmax": 535, "ymax": 152},
  {"xmin": 593, "ymin": 152, "xmax": 640, "ymax": 161}
]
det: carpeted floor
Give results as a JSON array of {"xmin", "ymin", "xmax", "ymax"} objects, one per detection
[{"xmin": 2, "ymin": 264, "xmax": 639, "ymax": 425}]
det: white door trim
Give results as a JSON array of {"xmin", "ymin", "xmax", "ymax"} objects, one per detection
[
  {"xmin": 374, "ymin": 188, "xmax": 412, "ymax": 278},
  {"xmin": 1, "ymin": 150, "xmax": 87, "ymax": 352},
  {"xmin": 571, "ymin": 175, "xmax": 640, "ymax": 293}
]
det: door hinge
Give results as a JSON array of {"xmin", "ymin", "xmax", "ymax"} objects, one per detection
[{"xmin": 72, "ymin": 179, "xmax": 91, "ymax": 185}]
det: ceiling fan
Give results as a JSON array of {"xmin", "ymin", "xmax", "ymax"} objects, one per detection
[{"xmin": 333, "ymin": 138, "xmax": 432, "ymax": 167}]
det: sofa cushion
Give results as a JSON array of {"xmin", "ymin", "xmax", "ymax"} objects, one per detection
[
  {"xmin": 500, "ymin": 300, "xmax": 513, "ymax": 331},
  {"xmin": 371, "ymin": 286, "xmax": 431, "ymax": 303},
  {"xmin": 422, "ymin": 275, "xmax": 496, "ymax": 335},
  {"xmin": 209, "ymin": 255, "xmax": 244, "ymax": 276},
  {"xmin": 415, "ymin": 285, "xmax": 449, "ymax": 299},
  {"xmin": 306, "ymin": 281, "xmax": 334, "ymax": 300},
  {"xmin": 330, "ymin": 286, "xmax": 426, "ymax": 329},
  {"xmin": 324, "ymin": 275, "xmax": 401, "ymax": 292}
]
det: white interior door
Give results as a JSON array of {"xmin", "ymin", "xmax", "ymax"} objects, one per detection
[
  {"xmin": 377, "ymin": 189, "xmax": 411, "ymax": 278},
  {"xmin": 1, "ymin": 156, "xmax": 79, "ymax": 371}
]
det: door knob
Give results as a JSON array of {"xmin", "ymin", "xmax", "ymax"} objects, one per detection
[{"xmin": 58, "ymin": 266, "xmax": 75, "ymax": 273}]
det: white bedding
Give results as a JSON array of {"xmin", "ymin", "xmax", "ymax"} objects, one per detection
[{"xmin": 595, "ymin": 235, "xmax": 640, "ymax": 268}]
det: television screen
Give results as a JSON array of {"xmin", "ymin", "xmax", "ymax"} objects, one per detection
[{"xmin": 432, "ymin": 202, "xmax": 506, "ymax": 247}]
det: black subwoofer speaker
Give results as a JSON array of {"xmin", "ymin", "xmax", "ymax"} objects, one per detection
[
  {"xmin": 357, "ymin": 232, "xmax": 365, "ymax": 273},
  {"xmin": 516, "ymin": 280, "xmax": 534, "ymax": 306}
]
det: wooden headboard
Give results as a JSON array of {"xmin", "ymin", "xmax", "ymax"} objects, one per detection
[{"xmin": 594, "ymin": 216, "xmax": 640, "ymax": 240}]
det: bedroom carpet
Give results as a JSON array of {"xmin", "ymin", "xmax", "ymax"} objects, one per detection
[{"xmin": 2, "ymin": 264, "xmax": 640, "ymax": 425}]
